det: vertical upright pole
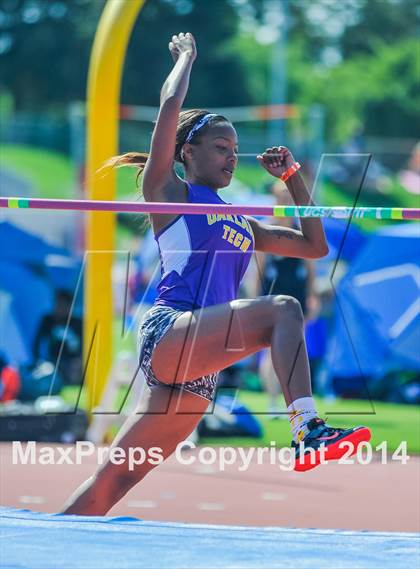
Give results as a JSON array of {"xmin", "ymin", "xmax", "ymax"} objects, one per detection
[
  {"xmin": 308, "ymin": 104, "xmax": 326, "ymax": 202},
  {"xmin": 268, "ymin": 0, "xmax": 289, "ymax": 148},
  {"xmin": 85, "ymin": 0, "xmax": 144, "ymax": 411}
]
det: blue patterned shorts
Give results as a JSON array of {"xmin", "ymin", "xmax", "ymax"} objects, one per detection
[{"xmin": 138, "ymin": 305, "xmax": 219, "ymax": 402}]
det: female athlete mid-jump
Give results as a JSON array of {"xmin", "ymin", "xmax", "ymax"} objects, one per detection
[{"xmin": 62, "ymin": 32, "xmax": 370, "ymax": 515}]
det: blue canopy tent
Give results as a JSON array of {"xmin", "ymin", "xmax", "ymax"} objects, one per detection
[
  {"xmin": 304, "ymin": 219, "xmax": 367, "ymax": 363},
  {"xmin": 0, "ymin": 289, "xmax": 31, "ymax": 364},
  {"xmin": 0, "ymin": 221, "xmax": 67, "ymax": 265},
  {"xmin": 326, "ymin": 223, "xmax": 420, "ymax": 392},
  {"xmin": 321, "ymin": 217, "xmax": 367, "ymax": 263},
  {"xmin": 0, "ymin": 261, "xmax": 53, "ymax": 365},
  {"xmin": 0, "ymin": 222, "xmax": 82, "ymax": 366}
]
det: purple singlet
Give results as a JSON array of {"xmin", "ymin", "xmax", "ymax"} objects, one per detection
[{"xmin": 154, "ymin": 182, "xmax": 255, "ymax": 310}]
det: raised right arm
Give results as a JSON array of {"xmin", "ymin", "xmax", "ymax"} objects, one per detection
[{"xmin": 142, "ymin": 33, "xmax": 197, "ymax": 201}]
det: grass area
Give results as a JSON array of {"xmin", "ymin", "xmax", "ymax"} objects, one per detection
[
  {"xmin": 61, "ymin": 385, "xmax": 419, "ymax": 454},
  {"xmin": 2, "ymin": 143, "xmax": 416, "ymax": 228},
  {"xmin": 235, "ymin": 162, "xmax": 272, "ymax": 191},
  {"xmin": 115, "ymin": 167, "xmax": 142, "ymax": 200},
  {"xmin": 1, "ymin": 144, "xmax": 76, "ymax": 198},
  {"xmin": 0, "ymin": 143, "xmax": 139, "ymax": 201},
  {"xmin": 200, "ymin": 392, "xmax": 420, "ymax": 454},
  {"xmin": 113, "ymin": 317, "xmax": 136, "ymax": 354},
  {"xmin": 322, "ymin": 179, "xmax": 419, "ymax": 231},
  {"xmin": 0, "ymin": 143, "xmax": 144, "ymax": 244}
]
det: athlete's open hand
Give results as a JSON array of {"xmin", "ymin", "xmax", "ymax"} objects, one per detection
[
  {"xmin": 169, "ymin": 32, "xmax": 197, "ymax": 63},
  {"xmin": 257, "ymin": 146, "xmax": 296, "ymax": 178}
]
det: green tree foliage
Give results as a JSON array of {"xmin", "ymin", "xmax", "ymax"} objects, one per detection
[
  {"xmin": 287, "ymin": 0, "xmax": 419, "ymax": 141},
  {"xmin": 122, "ymin": 0, "xmax": 252, "ymax": 107},
  {"xmin": 287, "ymin": 37, "xmax": 419, "ymax": 142},
  {"xmin": 0, "ymin": 0, "xmax": 253, "ymax": 111},
  {"xmin": 0, "ymin": 0, "xmax": 417, "ymax": 144},
  {"xmin": 0, "ymin": 0, "xmax": 105, "ymax": 111},
  {"xmin": 228, "ymin": 0, "xmax": 419, "ymax": 143},
  {"xmin": 340, "ymin": 0, "xmax": 419, "ymax": 57}
]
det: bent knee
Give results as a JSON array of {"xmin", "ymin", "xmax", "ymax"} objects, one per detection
[{"xmin": 271, "ymin": 295, "xmax": 304, "ymax": 323}]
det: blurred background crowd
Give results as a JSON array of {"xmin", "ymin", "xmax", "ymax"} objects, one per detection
[{"xmin": 0, "ymin": 0, "xmax": 418, "ymax": 443}]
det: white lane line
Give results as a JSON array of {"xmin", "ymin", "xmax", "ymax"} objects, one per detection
[
  {"xmin": 126, "ymin": 500, "xmax": 157, "ymax": 509},
  {"xmin": 261, "ymin": 492, "xmax": 287, "ymax": 501},
  {"xmin": 19, "ymin": 496, "xmax": 45, "ymax": 504},
  {"xmin": 160, "ymin": 491, "xmax": 176, "ymax": 500},
  {"xmin": 193, "ymin": 464, "xmax": 217, "ymax": 474},
  {"xmin": 197, "ymin": 503, "xmax": 226, "ymax": 511}
]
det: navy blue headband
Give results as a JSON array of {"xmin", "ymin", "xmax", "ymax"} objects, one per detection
[{"xmin": 185, "ymin": 113, "xmax": 218, "ymax": 143}]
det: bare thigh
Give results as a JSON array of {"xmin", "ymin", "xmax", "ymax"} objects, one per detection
[{"xmin": 152, "ymin": 295, "xmax": 292, "ymax": 382}]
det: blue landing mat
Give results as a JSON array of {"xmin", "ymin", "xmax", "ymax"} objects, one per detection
[{"xmin": 0, "ymin": 507, "xmax": 419, "ymax": 569}]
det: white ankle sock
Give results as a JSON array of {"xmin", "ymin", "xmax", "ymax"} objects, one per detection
[{"xmin": 287, "ymin": 397, "xmax": 318, "ymax": 442}]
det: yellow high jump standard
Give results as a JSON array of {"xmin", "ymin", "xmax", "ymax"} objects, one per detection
[{"xmin": 85, "ymin": 0, "xmax": 145, "ymax": 411}]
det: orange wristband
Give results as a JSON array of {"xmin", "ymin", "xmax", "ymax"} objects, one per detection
[{"xmin": 280, "ymin": 162, "xmax": 301, "ymax": 182}]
